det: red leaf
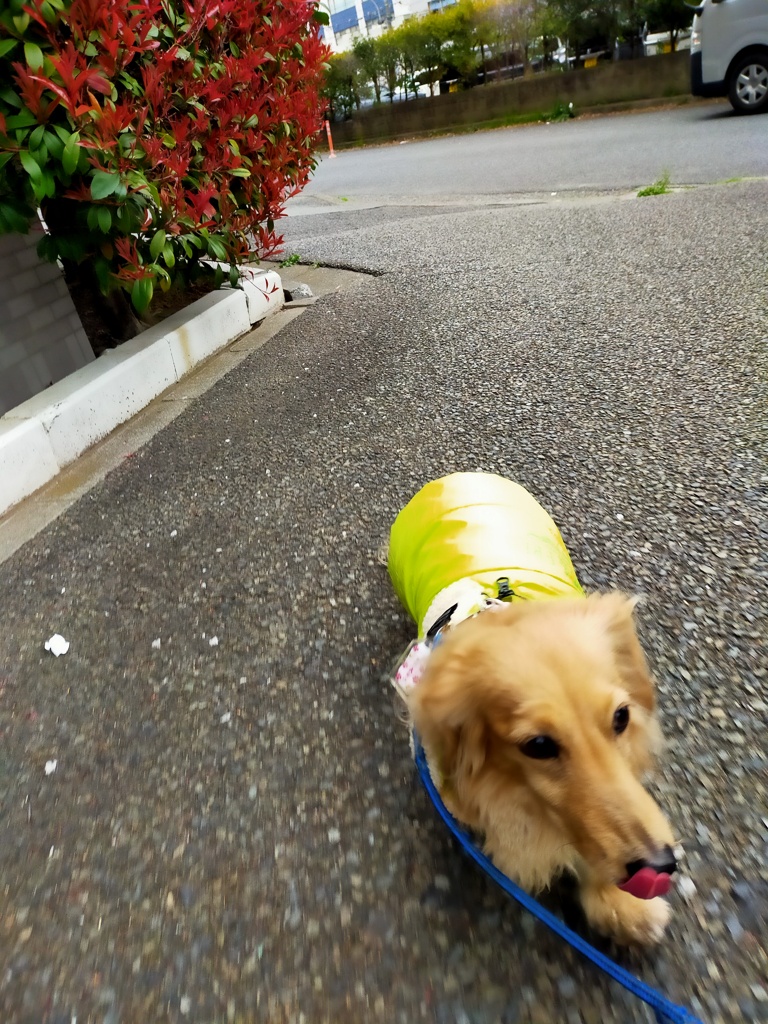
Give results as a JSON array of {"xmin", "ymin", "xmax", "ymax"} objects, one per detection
[{"xmin": 85, "ymin": 72, "xmax": 111, "ymax": 95}]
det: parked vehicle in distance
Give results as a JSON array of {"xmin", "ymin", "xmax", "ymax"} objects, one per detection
[
  {"xmin": 644, "ymin": 29, "xmax": 692, "ymax": 56},
  {"xmin": 691, "ymin": 0, "xmax": 768, "ymax": 113}
]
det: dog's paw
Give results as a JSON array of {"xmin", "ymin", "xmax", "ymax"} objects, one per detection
[{"xmin": 581, "ymin": 884, "xmax": 671, "ymax": 946}]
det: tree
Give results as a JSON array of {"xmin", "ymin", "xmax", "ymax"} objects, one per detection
[
  {"xmin": 324, "ymin": 52, "xmax": 370, "ymax": 119},
  {"xmin": 440, "ymin": 0, "xmax": 482, "ymax": 87},
  {"xmin": 640, "ymin": 0, "xmax": 692, "ymax": 51},
  {"xmin": 397, "ymin": 17, "xmax": 446, "ymax": 97},
  {"xmin": 376, "ymin": 31, "xmax": 401, "ymax": 102},
  {"xmin": 0, "ymin": 0, "xmax": 328, "ymax": 344},
  {"xmin": 353, "ymin": 36, "xmax": 383, "ymax": 103},
  {"xmin": 478, "ymin": 0, "xmax": 547, "ymax": 76}
]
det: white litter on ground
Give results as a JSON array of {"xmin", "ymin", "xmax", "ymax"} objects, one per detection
[
  {"xmin": 151, "ymin": 638, "xmax": 161, "ymax": 649},
  {"xmin": 677, "ymin": 876, "xmax": 697, "ymax": 901},
  {"xmin": 44, "ymin": 634, "xmax": 69, "ymax": 657},
  {"xmin": 44, "ymin": 760, "xmax": 57, "ymax": 775},
  {"xmin": 209, "ymin": 636, "xmax": 219, "ymax": 647}
]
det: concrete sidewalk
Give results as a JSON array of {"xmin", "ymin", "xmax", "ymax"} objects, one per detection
[{"xmin": 0, "ymin": 178, "xmax": 766, "ymax": 1024}]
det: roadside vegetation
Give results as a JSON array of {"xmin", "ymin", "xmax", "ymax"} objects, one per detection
[
  {"xmin": 324, "ymin": 0, "xmax": 692, "ymax": 118},
  {"xmin": 637, "ymin": 170, "xmax": 672, "ymax": 196},
  {"xmin": 0, "ymin": 0, "xmax": 329, "ymax": 344}
]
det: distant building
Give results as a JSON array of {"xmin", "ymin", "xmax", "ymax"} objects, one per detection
[{"xmin": 320, "ymin": 0, "xmax": 434, "ymax": 52}]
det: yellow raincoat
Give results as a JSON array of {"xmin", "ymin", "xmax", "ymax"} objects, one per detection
[{"xmin": 389, "ymin": 472, "xmax": 584, "ymax": 637}]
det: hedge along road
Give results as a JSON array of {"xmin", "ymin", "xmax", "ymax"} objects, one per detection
[
  {"xmin": 0, "ymin": 100, "xmax": 766, "ymax": 1023},
  {"xmin": 293, "ymin": 101, "xmax": 768, "ymax": 206}
]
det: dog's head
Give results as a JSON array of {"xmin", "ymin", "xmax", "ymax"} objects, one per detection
[{"xmin": 408, "ymin": 593, "xmax": 676, "ymax": 890}]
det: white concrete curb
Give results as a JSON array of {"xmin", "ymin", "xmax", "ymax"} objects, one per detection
[{"xmin": 0, "ymin": 267, "xmax": 283, "ymax": 518}]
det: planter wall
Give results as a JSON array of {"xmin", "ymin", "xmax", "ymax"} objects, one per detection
[{"xmin": 0, "ymin": 226, "xmax": 94, "ymax": 417}]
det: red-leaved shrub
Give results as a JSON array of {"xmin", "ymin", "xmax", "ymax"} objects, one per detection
[{"xmin": 0, "ymin": 0, "xmax": 329, "ymax": 314}]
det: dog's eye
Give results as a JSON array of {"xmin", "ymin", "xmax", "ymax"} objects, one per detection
[
  {"xmin": 613, "ymin": 706, "xmax": 630, "ymax": 735},
  {"xmin": 520, "ymin": 736, "xmax": 560, "ymax": 760}
]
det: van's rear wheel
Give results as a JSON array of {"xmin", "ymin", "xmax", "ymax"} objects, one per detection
[{"xmin": 728, "ymin": 50, "xmax": 768, "ymax": 114}]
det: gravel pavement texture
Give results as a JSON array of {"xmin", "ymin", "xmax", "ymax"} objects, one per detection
[{"xmin": 1, "ymin": 145, "xmax": 767, "ymax": 1024}]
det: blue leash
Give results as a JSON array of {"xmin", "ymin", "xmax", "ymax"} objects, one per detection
[{"xmin": 413, "ymin": 734, "xmax": 704, "ymax": 1024}]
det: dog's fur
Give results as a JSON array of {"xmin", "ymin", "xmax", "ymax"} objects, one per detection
[{"xmin": 407, "ymin": 593, "xmax": 677, "ymax": 945}]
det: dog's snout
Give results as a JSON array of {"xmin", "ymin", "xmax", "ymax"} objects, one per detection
[{"xmin": 625, "ymin": 844, "xmax": 678, "ymax": 880}]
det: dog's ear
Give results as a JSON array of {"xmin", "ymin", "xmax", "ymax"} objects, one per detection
[
  {"xmin": 591, "ymin": 593, "xmax": 656, "ymax": 712},
  {"xmin": 407, "ymin": 640, "xmax": 489, "ymax": 791}
]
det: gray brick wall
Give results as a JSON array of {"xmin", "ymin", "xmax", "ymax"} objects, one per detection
[{"xmin": 0, "ymin": 226, "xmax": 93, "ymax": 417}]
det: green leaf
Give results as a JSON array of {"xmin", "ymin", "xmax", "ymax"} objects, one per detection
[
  {"xmin": 40, "ymin": 168, "xmax": 56, "ymax": 198},
  {"xmin": 5, "ymin": 110, "xmax": 37, "ymax": 130},
  {"xmin": 207, "ymin": 236, "xmax": 227, "ymax": 261},
  {"xmin": 62, "ymin": 132, "xmax": 80, "ymax": 175},
  {"xmin": 0, "ymin": 200, "xmax": 33, "ymax": 234},
  {"xmin": 29, "ymin": 124, "xmax": 46, "ymax": 150},
  {"xmin": 97, "ymin": 206, "xmax": 111, "ymax": 233},
  {"xmin": 57, "ymin": 234, "xmax": 86, "ymax": 260},
  {"xmin": 93, "ymin": 256, "xmax": 112, "ymax": 292},
  {"xmin": 0, "ymin": 152, "xmax": 13, "ymax": 171},
  {"xmin": 13, "ymin": 12, "xmax": 30, "ymax": 33},
  {"xmin": 19, "ymin": 149, "xmax": 42, "ymax": 182},
  {"xmin": 24, "ymin": 41, "xmax": 44, "ymax": 71},
  {"xmin": 313, "ymin": 9, "xmax": 330, "ymax": 24},
  {"xmin": 149, "ymin": 228, "xmax": 166, "ymax": 260},
  {"xmin": 0, "ymin": 39, "xmax": 18, "ymax": 59},
  {"xmin": 45, "ymin": 132, "xmax": 63, "ymax": 159},
  {"xmin": 90, "ymin": 170, "xmax": 121, "ymax": 200},
  {"xmin": 130, "ymin": 277, "xmax": 154, "ymax": 315},
  {"xmin": 37, "ymin": 233, "xmax": 59, "ymax": 262},
  {"xmin": 53, "ymin": 124, "xmax": 72, "ymax": 144},
  {"xmin": 162, "ymin": 241, "xmax": 175, "ymax": 268},
  {"xmin": 230, "ymin": 167, "xmax": 251, "ymax": 178},
  {"xmin": 0, "ymin": 87, "xmax": 23, "ymax": 109}
]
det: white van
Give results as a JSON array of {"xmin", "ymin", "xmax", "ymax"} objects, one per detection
[{"xmin": 691, "ymin": 0, "xmax": 768, "ymax": 113}]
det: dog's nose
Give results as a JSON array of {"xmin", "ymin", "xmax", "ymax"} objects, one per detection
[{"xmin": 625, "ymin": 844, "xmax": 678, "ymax": 879}]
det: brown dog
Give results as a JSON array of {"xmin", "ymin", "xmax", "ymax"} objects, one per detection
[{"xmin": 407, "ymin": 593, "xmax": 678, "ymax": 946}]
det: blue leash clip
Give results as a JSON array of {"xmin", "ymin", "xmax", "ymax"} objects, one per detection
[{"xmin": 412, "ymin": 733, "xmax": 704, "ymax": 1024}]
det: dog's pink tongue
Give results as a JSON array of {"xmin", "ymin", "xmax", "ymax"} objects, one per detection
[{"xmin": 618, "ymin": 867, "xmax": 671, "ymax": 900}]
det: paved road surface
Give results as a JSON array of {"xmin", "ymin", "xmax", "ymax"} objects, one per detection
[
  {"xmin": 1, "ymin": 108, "xmax": 766, "ymax": 1024},
  {"xmin": 294, "ymin": 102, "xmax": 768, "ymax": 204}
]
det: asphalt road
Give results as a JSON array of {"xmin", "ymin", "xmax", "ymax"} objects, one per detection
[
  {"xmin": 294, "ymin": 102, "xmax": 768, "ymax": 203},
  {"xmin": 1, "ymin": 108, "xmax": 767, "ymax": 1024}
]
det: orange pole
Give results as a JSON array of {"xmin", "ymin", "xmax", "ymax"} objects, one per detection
[{"xmin": 324, "ymin": 119, "xmax": 337, "ymax": 158}]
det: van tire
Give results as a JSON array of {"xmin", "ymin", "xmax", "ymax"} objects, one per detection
[{"xmin": 727, "ymin": 49, "xmax": 768, "ymax": 114}]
